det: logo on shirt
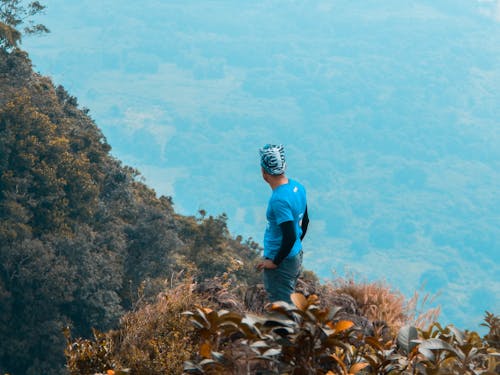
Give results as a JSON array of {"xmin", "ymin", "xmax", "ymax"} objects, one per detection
[{"xmin": 293, "ymin": 186, "xmax": 298, "ymax": 193}]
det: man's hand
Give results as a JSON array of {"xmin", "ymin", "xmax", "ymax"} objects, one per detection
[{"xmin": 256, "ymin": 259, "xmax": 278, "ymax": 271}]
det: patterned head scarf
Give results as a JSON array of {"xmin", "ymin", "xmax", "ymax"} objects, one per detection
[{"xmin": 259, "ymin": 144, "xmax": 286, "ymax": 175}]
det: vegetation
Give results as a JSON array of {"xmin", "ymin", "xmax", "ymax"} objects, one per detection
[
  {"xmin": 0, "ymin": 26, "xmax": 260, "ymax": 374},
  {"xmin": 64, "ymin": 277, "xmax": 499, "ymax": 374},
  {"xmin": 65, "ymin": 282, "xmax": 203, "ymax": 375},
  {"xmin": 0, "ymin": 0, "xmax": 49, "ymax": 49}
]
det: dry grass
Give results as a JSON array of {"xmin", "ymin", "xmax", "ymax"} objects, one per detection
[
  {"xmin": 405, "ymin": 289, "xmax": 441, "ymax": 330},
  {"xmin": 330, "ymin": 277, "xmax": 440, "ymax": 334},
  {"xmin": 112, "ymin": 281, "xmax": 204, "ymax": 374}
]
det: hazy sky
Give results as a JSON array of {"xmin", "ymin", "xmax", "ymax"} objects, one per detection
[{"xmin": 24, "ymin": 0, "xmax": 499, "ymax": 330}]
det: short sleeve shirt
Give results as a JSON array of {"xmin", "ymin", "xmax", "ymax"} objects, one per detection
[{"xmin": 263, "ymin": 178, "xmax": 307, "ymax": 259}]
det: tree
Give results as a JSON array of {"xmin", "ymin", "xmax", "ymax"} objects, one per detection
[
  {"xmin": 0, "ymin": 40, "xmax": 263, "ymax": 373},
  {"xmin": 0, "ymin": 0, "xmax": 48, "ymax": 49}
]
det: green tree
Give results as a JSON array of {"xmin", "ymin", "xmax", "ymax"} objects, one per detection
[
  {"xmin": 0, "ymin": 44, "xmax": 263, "ymax": 374},
  {"xmin": 0, "ymin": 0, "xmax": 48, "ymax": 49},
  {"xmin": 0, "ymin": 239, "xmax": 75, "ymax": 374}
]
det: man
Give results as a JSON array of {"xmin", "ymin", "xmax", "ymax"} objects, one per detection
[{"xmin": 257, "ymin": 144, "xmax": 309, "ymax": 303}]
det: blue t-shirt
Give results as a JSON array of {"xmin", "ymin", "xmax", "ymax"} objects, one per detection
[{"xmin": 263, "ymin": 178, "xmax": 307, "ymax": 259}]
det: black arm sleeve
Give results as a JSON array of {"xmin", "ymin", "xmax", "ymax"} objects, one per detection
[
  {"xmin": 272, "ymin": 221, "xmax": 296, "ymax": 266},
  {"xmin": 300, "ymin": 205, "xmax": 309, "ymax": 241}
]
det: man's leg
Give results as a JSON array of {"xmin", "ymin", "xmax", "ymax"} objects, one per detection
[{"xmin": 263, "ymin": 251, "xmax": 302, "ymax": 303}]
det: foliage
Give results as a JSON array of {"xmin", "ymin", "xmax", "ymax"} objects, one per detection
[
  {"xmin": 0, "ymin": 0, "xmax": 49, "ymax": 49},
  {"xmin": 112, "ymin": 282, "xmax": 202, "ymax": 374},
  {"xmin": 481, "ymin": 311, "xmax": 500, "ymax": 349},
  {"xmin": 329, "ymin": 277, "xmax": 440, "ymax": 334},
  {"xmin": 63, "ymin": 270, "xmax": 499, "ymax": 375},
  {"xmin": 64, "ymin": 328, "xmax": 117, "ymax": 375},
  {"xmin": 174, "ymin": 211, "xmax": 261, "ymax": 284},
  {"xmin": 412, "ymin": 320, "xmax": 500, "ymax": 374},
  {"xmin": 184, "ymin": 295, "xmax": 499, "ymax": 375},
  {"xmin": 0, "ymin": 20, "xmax": 20, "ymax": 48},
  {"xmin": 64, "ymin": 282, "xmax": 202, "ymax": 375},
  {"xmin": 0, "ymin": 47, "xmax": 261, "ymax": 374}
]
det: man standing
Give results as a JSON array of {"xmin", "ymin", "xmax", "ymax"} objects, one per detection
[{"xmin": 257, "ymin": 144, "xmax": 309, "ymax": 303}]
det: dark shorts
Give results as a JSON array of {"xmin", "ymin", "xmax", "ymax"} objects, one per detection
[{"xmin": 263, "ymin": 250, "xmax": 303, "ymax": 303}]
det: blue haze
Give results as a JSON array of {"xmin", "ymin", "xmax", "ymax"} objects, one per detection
[{"xmin": 24, "ymin": 0, "xmax": 500, "ymax": 330}]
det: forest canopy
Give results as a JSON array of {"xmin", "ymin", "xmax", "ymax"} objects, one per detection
[{"xmin": 0, "ymin": 33, "xmax": 261, "ymax": 373}]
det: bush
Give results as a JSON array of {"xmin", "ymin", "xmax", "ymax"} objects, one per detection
[
  {"xmin": 184, "ymin": 295, "xmax": 499, "ymax": 375},
  {"xmin": 65, "ymin": 281, "xmax": 205, "ymax": 374},
  {"xmin": 329, "ymin": 277, "xmax": 440, "ymax": 334}
]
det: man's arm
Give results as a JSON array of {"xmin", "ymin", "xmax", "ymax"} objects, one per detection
[
  {"xmin": 257, "ymin": 206, "xmax": 308, "ymax": 270},
  {"xmin": 272, "ymin": 221, "xmax": 296, "ymax": 266},
  {"xmin": 300, "ymin": 205, "xmax": 309, "ymax": 241}
]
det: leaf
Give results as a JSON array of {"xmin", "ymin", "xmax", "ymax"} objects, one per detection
[
  {"xmin": 349, "ymin": 362, "xmax": 369, "ymax": 374},
  {"xmin": 419, "ymin": 338, "xmax": 457, "ymax": 353},
  {"xmin": 328, "ymin": 320, "xmax": 354, "ymax": 333},
  {"xmin": 419, "ymin": 347, "xmax": 435, "ymax": 362},
  {"xmin": 218, "ymin": 311, "xmax": 243, "ymax": 324},
  {"xmin": 199, "ymin": 342, "xmax": 211, "ymax": 358},
  {"xmin": 201, "ymin": 307, "xmax": 213, "ymax": 314},
  {"xmin": 183, "ymin": 361, "xmax": 203, "ymax": 373},
  {"xmin": 190, "ymin": 319, "xmax": 205, "ymax": 330},
  {"xmin": 291, "ymin": 293, "xmax": 308, "ymax": 311},
  {"xmin": 262, "ymin": 348, "xmax": 282, "ymax": 357},
  {"xmin": 263, "ymin": 316, "xmax": 296, "ymax": 328},
  {"xmin": 397, "ymin": 325, "xmax": 419, "ymax": 354},
  {"xmin": 272, "ymin": 326, "xmax": 295, "ymax": 336},
  {"xmin": 267, "ymin": 301, "xmax": 295, "ymax": 317},
  {"xmin": 447, "ymin": 325, "xmax": 465, "ymax": 345},
  {"xmin": 327, "ymin": 305, "xmax": 344, "ymax": 320},
  {"xmin": 365, "ymin": 336, "xmax": 385, "ymax": 351},
  {"xmin": 199, "ymin": 358, "xmax": 217, "ymax": 367},
  {"xmin": 440, "ymin": 357, "xmax": 458, "ymax": 368},
  {"xmin": 240, "ymin": 316, "xmax": 263, "ymax": 339},
  {"xmin": 330, "ymin": 354, "xmax": 348, "ymax": 375},
  {"xmin": 250, "ymin": 340, "xmax": 269, "ymax": 349},
  {"xmin": 211, "ymin": 351, "xmax": 225, "ymax": 363},
  {"xmin": 194, "ymin": 308, "xmax": 210, "ymax": 328},
  {"xmin": 307, "ymin": 294, "xmax": 319, "ymax": 305}
]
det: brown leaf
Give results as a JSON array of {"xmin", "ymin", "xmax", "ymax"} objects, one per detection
[
  {"xmin": 328, "ymin": 320, "xmax": 354, "ymax": 333},
  {"xmin": 330, "ymin": 354, "xmax": 348, "ymax": 375},
  {"xmin": 307, "ymin": 294, "xmax": 319, "ymax": 305},
  {"xmin": 349, "ymin": 362, "xmax": 369, "ymax": 374},
  {"xmin": 268, "ymin": 301, "xmax": 289, "ymax": 311},
  {"xmin": 201, "ymin": 307, "xmax": 213, "ymax": 314},
  {"xmin": 291, "ymin": 293, "xmax": 308, "ymax": 311},
  {"xmin": 200, "ymin": 342, "xmax": 211, "ymax": 358}
]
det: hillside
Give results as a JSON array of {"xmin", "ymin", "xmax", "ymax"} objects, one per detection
[
  {"xmin": 23, "ymin": 0, "xmax": 500, "ymax": 329},
  {"xmin": 0, "ymin": 46, "xmax": 261, "ymax": 374}
]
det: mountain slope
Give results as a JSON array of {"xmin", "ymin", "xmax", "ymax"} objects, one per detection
[{"xmin": 0, "ymin": 46, "xmax": 260, "ymax": 375}]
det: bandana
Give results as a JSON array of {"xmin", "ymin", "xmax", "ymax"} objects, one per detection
[{"xmin": 259, "ymin": 144, "xmax": 286, "ymax": 175}]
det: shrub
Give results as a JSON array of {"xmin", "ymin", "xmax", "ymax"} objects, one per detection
[
  {"xmin": 64, "ymin": 328, "xmax": 116, "ymax": 375},
  {"xmin": 113, "ymin": 281, "xmax": 204, "ymax": 374},
  {"xmin": 329, "ymin": 277, "xmax": 440, "ymax": 334},
  {"xmin": 185, "ymin": 295, "xmax": 500, "ymax": 375},
  {"xmin": 184, "ymin": 293, "xmax": 366, "ymax": 375},
  {"xmin": 65, "ymin": 281, "xmax": 205, "ymax": 374}
]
